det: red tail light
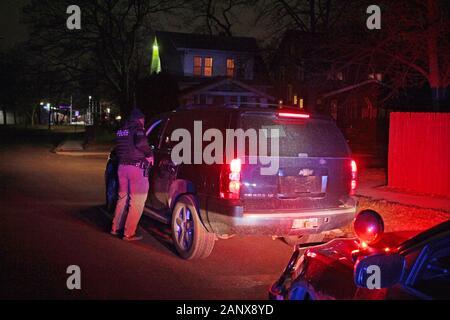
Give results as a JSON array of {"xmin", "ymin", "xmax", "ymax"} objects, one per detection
[
  {"xmin": 350, "ymin": 159, "xmax": 357, "ymax": 194},
  {"xmin": 277, "ymin": 112, "xmax": 310, "ymax": 119},
  {"xmin": 220, "ymin": 159, "xmax": 241, "ymax": 199}
]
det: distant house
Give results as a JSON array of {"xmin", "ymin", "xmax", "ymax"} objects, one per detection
[
  {"xmin": 272, "ymin": 30, "xmax": 386, "ymax": 154},
  {"xmin": 141, "ymin": 31, "xmax": 274, "ymax": 109}
]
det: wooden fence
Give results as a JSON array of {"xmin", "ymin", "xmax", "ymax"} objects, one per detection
[{"xmin": 388, "ymin": 112, "xmax": 450, "ymax": 196}]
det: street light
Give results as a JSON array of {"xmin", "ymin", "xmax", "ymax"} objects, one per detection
[
  {"xmin": 88, "ymin": 96, "xmax": 93, "ymax": 125},
  {"xmin": 47, "ymin": 103, "xmax": 52, "ymax": 130}
]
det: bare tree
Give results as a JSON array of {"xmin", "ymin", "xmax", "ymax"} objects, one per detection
[
  {"xmin": 24, "ymin": 0, "xmax": 185, "ymax": 114},
  {"xmin": 0, "ymin": 44, "xmax": 70, "ymax": 126},
  {"xmin": 254, "ymin": 0, "xmax": 449, "ymax": 110},
  {"xmin": 254, "ymin": 0, "xmax": 355, "ymax": 37},
  {"xmin": 376, "ymin": 0, "xmax": 449, "ymax": 109},
  {"xmin": 186, "ymin": 0, "xmax": 251, "ymax": 36},
  {"xmin": 327, "ymin": 0, "xmax": 449, "ymax": 110}
]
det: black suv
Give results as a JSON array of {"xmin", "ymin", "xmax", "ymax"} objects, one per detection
[{"xmin": 105, "ymin": 105, "xmax": 357, "ymax": 259}]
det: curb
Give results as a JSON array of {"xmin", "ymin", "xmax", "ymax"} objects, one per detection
[
  {"xmin": 54, "ymin": 150, "xmax": 110, "ymax": 156},
  {"xmin": 355, "ymin": 194, "xmax": 450, "ymax": 215},
  {"xmin": 54, "ymin": 139, "xmax": 111, "ymax": 156}
]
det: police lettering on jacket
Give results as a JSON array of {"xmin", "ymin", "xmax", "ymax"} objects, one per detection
[{"xmin": 116, "ymin": 121, "xmax": 152, "ymax": 164}]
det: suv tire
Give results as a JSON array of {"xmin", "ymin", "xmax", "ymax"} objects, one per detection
[{"xmin": 171, "ymin": 195, "xmax": 215, "ymax": 259}]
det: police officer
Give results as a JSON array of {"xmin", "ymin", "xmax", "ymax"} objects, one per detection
[{"xmin": 111, "ymin": 108, "xmax": 153, "ymax": 241}]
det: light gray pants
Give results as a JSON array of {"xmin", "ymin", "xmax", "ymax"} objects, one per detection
[{"xmin": 112, "ymin": 164, "xmax": 149, "ymax": 237}]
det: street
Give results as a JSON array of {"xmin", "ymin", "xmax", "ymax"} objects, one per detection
[{"xmin": 0, "ymin": 143, "xmax": 293, "ymax": 299}]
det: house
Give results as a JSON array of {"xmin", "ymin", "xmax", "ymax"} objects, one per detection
[
  {"xmin": 272, "ymin": 30, "xmax": 387, "ymax": 155},
  {"xmin": 139, "ymin": 31, "xmax": 274, "ymax": 111}
]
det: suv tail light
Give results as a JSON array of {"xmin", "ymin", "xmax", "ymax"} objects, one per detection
[
  {"xmin": 350, "ymin": 159, "xmax": 357, "ymax": 194},
  {"xmin": 220, "ymin": 158, "xmax": 241, "ymax": 199}
]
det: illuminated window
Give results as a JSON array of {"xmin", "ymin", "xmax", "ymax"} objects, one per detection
[
  {"xmin": 369, "ymin": 73, "xmax": 383, "ymax": 81},
  {"xmin": 193, "ymin": 56, "xmax": 202, "ymax": 76},
  {"xmin": 204, "ymin": 57, "xmax": 213, "ymax": 77},
  {"xmin": 328, "ymin": 71, "xmax": 344, "ymax": 81},
  {"xmin": 226, "ymin": 58, "xmax": 235, "ymax": 77}
]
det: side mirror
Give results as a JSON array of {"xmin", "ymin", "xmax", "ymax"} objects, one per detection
[{"xmin": 354, "ymin": 254, "xmax": 405, "ymax": 289}]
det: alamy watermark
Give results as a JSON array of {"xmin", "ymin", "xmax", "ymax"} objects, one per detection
[
  {"xmin": 66, "ymin": 4, "xmax": 381, "ymax": 31},
  {"xmin": 365, "ymin": 264, "xmax": 381, "ymax": 289},
  {"xmin": 366, "ymin": 5, "xmax": 381, "ymax": 30},
  {"xmin": 66, "ymin": 5, "xmax": 81, "ymax": 30},
  {"xmin": 66, "ymin": 265, "xmax": 81, "ymax": 290},
  {"xmin": 170, "ymin": 121, "xmax": 280, "ymax": 176}
]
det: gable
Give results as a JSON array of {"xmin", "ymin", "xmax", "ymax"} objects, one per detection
[{"xmin": 180, "ymin": 78, "xmax": 274, "ymax": 100}]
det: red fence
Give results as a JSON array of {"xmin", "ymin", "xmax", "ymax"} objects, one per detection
[{"xmin": 388, "ymin": 112, "xmax": 450, "ymax": 196}]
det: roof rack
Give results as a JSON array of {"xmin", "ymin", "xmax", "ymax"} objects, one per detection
[
  {"xmin": 175, "ymin": 102, "xmax": 307, "ymax": 111},
  {"xmin": 175, "ymin": 104, "xmax": 239, "ymax": 111}
]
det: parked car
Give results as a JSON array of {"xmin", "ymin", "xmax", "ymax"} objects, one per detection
[
  {"xmin": 269, "ymin": 209, "xmax": 450, "ymax": 300},
  {"xmin": 105, "ymin": 105, "xmax": 357, "ymax": 259}
]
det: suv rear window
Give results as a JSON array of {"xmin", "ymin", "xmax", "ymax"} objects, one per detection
[{"xmin": 240, "ymin": 113, "xmax": 350, "ymax": 158}]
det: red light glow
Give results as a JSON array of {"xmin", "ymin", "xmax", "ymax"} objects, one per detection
[
  {"xmin": 350, "ymin": 159, "xmax": 357, "ymax": 194},
  {"xmin": 220, "ymin": 159, "xmax": 241, "ymax": 199},
  {"xmin": 230, "ymin": 158, "xmax": 241, "ymax": 173},
  {"xmin": 351, "ymin": 179, "xmax": 357, "ymax": 191},
  {"xmin": 351, "ymin": 160, "xmax": 357, "ymax": 174}
]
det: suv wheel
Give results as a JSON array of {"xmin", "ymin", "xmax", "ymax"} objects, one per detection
[
  {"xmin": 283, "ymin": 233, "xmax": 325, "ymax": 246},
  {"xmin": 171, "ymin": 195, "xmax": 215, "ymax": 260}
]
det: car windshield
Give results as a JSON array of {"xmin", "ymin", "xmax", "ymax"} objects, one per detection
[{"xmin": 240, "ymin": 113, "xmax": 350, "ymax": 158}]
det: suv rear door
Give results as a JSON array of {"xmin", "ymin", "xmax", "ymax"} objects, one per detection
[{"xmin": 237, "ymin": 111, "xmax": 352, "ymax": 213}]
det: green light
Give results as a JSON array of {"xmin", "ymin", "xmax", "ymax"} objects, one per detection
[{"xmin": 151, "ymin": 37, "xmax": 161, "ymax": 74}]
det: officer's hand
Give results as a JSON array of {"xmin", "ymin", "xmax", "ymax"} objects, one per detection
[{"xmin": 146, "ymin": 156, "xmax": 154, "ymax": 166}]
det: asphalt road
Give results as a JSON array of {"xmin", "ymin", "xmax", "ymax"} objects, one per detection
[{"xmin": 0, "ymin": 142, "xmax": 293, "ymax": 299}]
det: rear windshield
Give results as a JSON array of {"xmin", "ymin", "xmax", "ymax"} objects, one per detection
[{"xmin": 240, "ymin": 113, "xmax": 350, "ymax": 157}]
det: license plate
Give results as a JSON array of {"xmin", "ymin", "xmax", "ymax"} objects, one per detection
[
  {"xmin": 292, "ymin": 218, "xmax": 319, "ymax": 229},
  {"xmin": 278, "ymin": 176, "xmax": 321, "ymax": 194}
]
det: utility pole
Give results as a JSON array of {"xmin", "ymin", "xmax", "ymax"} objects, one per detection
[
  {"xmin": 69, "ymin": 95, "xmax": 73, "ymax": 125},
  {"xmin": 47, "ymin": 103, "xmax": 51, "ymax": 130},
  {"xmin": 88, "ymin": 96, "xmax": 92, "ymax": 125}
]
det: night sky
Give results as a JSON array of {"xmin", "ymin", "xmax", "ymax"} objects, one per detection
[
  {"xmin": 0, "ymin": 0, "xmax": 266, "ymax": 52},
  {"xmin": 0, "ymin": 0, "xmax": 30, "ymax": 50}
]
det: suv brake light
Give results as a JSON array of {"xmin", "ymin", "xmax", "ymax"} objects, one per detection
[
  {"xmin": 350, "ymin": 159, "xmax": 357, "ymax": 194},
  {"xmin": 277, "ymin": 112, "xmax": 310, "ymax": 119},
  {"xmin": 220, "ymin": 159, "xmax": 241, "ymax": 199}
]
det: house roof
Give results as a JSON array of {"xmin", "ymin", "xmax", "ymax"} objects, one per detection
[
  {"xmin": 154, "ymin": 31, "xmax": 258, "ymax": 52},
  {"xmin": 320, "ymin": 79, "xmax": 385, "ymax": 99},
  {"xmin": 179, "ymin": 77, "xmax": 275, "ymax": 101}
]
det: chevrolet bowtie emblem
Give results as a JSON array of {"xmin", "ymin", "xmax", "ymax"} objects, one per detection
[{"xmin": 299, "ymin": 169, "xmax": 314, "ymax": 176}]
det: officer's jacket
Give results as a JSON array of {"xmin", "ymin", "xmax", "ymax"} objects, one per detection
[{"xmin": 116, "ymin": 120, "xmax": 152, "ymax": 164}]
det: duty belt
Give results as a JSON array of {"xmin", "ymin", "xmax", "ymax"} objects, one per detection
[{"xmin": 120, "ymin": 161, "xmax": 143, "ymax": 167}]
